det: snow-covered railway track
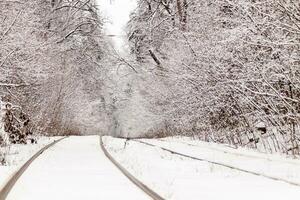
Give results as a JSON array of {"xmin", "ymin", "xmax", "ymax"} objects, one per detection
[
  {"xmin": 100, "ymin": 136, "xmax": 164, "ymax": 200},
  {"xmin": 131, "ymin": 139, "xmax": 300, "ymax": 187},
  {"xmin": 2, "ymin": 136, "xmax": 153, "ymax": 200},
  {"xmin": 0, "ymin": 137, "xmax": 67, "ymax": 200}
]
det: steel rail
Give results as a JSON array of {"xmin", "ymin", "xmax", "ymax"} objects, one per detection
[
  {"xmin": 100, "ymin": 136, "xmax": 164, "ymax": 200},
  {"xmin": 0, "ymin": 137, "xmax": 67, "ymax": 200},
  {"xmin": 131, "ymin": 139, "xmax": 300, "ymax": 187}
]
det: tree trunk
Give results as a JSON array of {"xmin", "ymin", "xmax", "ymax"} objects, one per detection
[
  {"xmin": 176, "ymin": 0, "xmax": 183, "ymax": 24},
  {"xmin": 149, "ymin": 50, "xmax": 161, "ymax": 67},
  {"xmin": 182, "ymin": 0, "xmax": 188, "ymax": 30}
]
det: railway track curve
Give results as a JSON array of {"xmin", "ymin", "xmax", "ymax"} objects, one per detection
[
  {"xmin": 0, "ymin": 137, "xmax": 67, "ymax": 200},
  {"xmin": 100, "ymin": 136, "xmax": 164, "ymax": 200},
  {"xmin": 130, "ymin": 139, "xmax": 300, "ymax": 187}
]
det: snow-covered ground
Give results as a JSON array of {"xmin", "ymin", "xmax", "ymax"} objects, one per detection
[
  {"xmin": 6, "ymin": 136, "xmax": 150, "ymax": 200},
  {"xmin": 143, "ymin": 137, "xmax": 300, "ymax": 185},
  {"xmin": 0, "ymin": 136, "xmax": 60, "ymax": 190},
  {"xmin": 103, "ymin": 136, "xmax": 300, "ymax": 200}
]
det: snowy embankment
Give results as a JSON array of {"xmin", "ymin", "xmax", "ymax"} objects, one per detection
[
  {"xmin": 0, "ymin": 136, "xmax": 60, "ymax": 189},
  {"xmin": 103, "ymin": 136, "xmax": 300, "ymax": 200}
]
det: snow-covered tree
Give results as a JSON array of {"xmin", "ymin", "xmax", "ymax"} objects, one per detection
[
  {"xmin": 0, "ymin": 0, "xmax": 109, "ymax": 142},
  {"xmin": 127, "ymin": 0, "xmax": 300, "ymax": 155}
]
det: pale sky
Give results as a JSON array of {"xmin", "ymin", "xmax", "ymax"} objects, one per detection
[{"xmin": 97, "ymin": 0, "xmax": 137, "ymax": 36}]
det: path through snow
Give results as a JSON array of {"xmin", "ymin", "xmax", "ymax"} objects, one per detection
[{"xmin": 6, "ymin": 136, "xmax": 150, "ymax": 200}]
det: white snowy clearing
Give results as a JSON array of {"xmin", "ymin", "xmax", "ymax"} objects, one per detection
[
  {"xmin": 5, "ymin": 136, "xmax": 150, "ymax": 200},
  {"xmin": 103, "ymin": 136, "xmax": 300, "ymax": 200},
  {"xmin": 0, "ymin": 136, "xmax": 59, "ymax": 190}
]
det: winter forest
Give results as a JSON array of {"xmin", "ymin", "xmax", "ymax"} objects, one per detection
[
  {"xmin": 1, "ymin": 0, "xmax": 300, "ymax": 162},
  {"xmin": 126, "ymin": 0, "xmax": 300, "ymax": 156}
]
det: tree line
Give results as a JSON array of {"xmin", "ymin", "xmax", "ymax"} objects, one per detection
[
  {"xmin": 127, "ymin": 0, "xmax": 300, "ymax": 155},
  {"xmin": 0, "ymin": 0, "xmax": 110, "ymax": 149}
]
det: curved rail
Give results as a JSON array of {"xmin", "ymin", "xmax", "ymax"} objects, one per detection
[
  {"xmin": 100, "ymin": 136, "xmax": 164, "ymax": 200},
  {"xmin": 0, "ymin": 137, "xmax": 67, "ymax": 200},
  {"xmin": 131, "ymin": 139, "xmax": 300, "ymax": 187}
]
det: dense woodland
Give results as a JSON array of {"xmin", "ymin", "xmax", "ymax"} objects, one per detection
[
  {"xmin": 126, "ymin": 0, "xmax": 300, "ymax": 155},
  {"xmin": 0, "ymin": 0, "xmax": 113, "ymax": 156},
  {"xmin": 1, "ymin": 0, "xmax": 300, "ymax": 161}
]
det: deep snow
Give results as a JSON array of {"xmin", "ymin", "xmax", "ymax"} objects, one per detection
[
  {"xmin": 0, "ymin": 136, "xmax": 59, "ymax": 190},
  {"xmin": 103, "ymin": 136, "xmax": 300, "ymax": 200},
  {"xmin": 6, "ymin": 136, "xmax": 150, "ymax": 200}
]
